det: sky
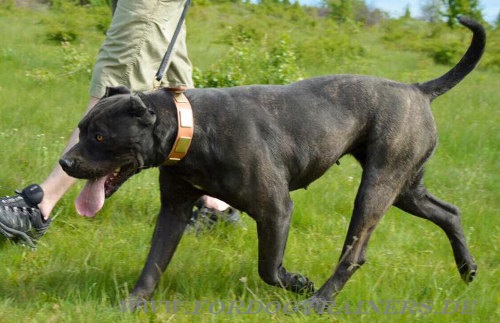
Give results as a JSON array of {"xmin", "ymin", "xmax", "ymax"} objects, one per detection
[{"xmin": 298, "ymin": 0, "xmax": 499, "ymax": 23}]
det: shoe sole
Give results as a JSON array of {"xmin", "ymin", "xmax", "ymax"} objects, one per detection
[{"xmin": 0, "ymin": 221, "xmax": 37, "ymax": 248}]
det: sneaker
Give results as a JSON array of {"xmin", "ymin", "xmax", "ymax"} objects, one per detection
[
  {"xmin": 187, "ymin": 205, "xmax": 241, "ymax": 233},
  {"xmin": 0, "ymin": 184, "xmax": 51, "ymax": 248}
]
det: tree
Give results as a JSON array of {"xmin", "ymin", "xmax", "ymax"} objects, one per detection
[
  {"xmin": 421, "ymin": 0, "xmax": 483, "ymax": 26},
  {"xmin": 403, "ymin": 4, "xmax": 411, "ymax": 19},
  {"xmin": 328, "ymin": 0, "xmax": 354, "ymax": 22},
  {"xmin": 421, "ymin": 0, "xmax": 443, "ymax": 22},
  {"xmin": 441, "ymin": 0, "xmax": 483, "ymax": 26},
  {"xmin": 325, "ymin": 0, "xmax": 369, "ymax": 23}
]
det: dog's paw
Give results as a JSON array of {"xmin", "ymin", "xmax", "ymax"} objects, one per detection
[
  {"xmin": 459, "ymin": 261, "xmax": 477, "ymax": 283},
  {"xmin": 298, "ymin": 295, "xmax": 335, "ymax": 314},
  {"xmin": 119, "ymin": 296, "xmax": 150, "ymax": 313},
  {"xmin": 286, "ymin": 273, "xmax": 315, "ymax": 295}
]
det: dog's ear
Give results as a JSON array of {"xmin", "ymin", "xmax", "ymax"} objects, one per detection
[
  {"xmin": 104, "ymin": 86, "xmax": 131, "ymax": 98},
  {"xmin": 130, "ymin": 95, "xmax": 156, "ymax": 126}
]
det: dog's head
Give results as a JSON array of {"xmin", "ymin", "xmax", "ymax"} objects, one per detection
[{"xmin": 60, "ymin": 86, "xmax": 160, "ymax": 216}]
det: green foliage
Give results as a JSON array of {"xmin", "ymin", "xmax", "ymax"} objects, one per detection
[
  {"xmin": 323, "ymin": 0, "xmax": 387, "ymax": 26},
  {"xmin": 327, "ymin": 0, "xmax": 355, "ymax": 22},
  {"xmin": 481, "ymin": 28, "xmax": 500, "ymax": 71},
  {"xmin": 25, "ymin": 41, "xmax": 92, "ymax": 82},
  {"xmin": 194, "ymin": 31, "xmax": 303, "ymax": 87},
  {"xmin": 60, "ymin": 41, "xmax": 93, "ymax": 77},
  {"xmin": 190, "ymin": 1, "xmax": 367, "ymax": 84},
  {"xmin": 429, "ymin": 39, "xmax": 463, "ymax": 65},
  {"xmin": 0, "ymin": 0, "xmax": 15, "ymax": 10},
  {"xmin": 381, "ymin": 17, "xmax": 497, "ymax": 68},
  {"xmin": 382, "ymin": 18, "xmax": 435, "ymax": 51},
  {"xmin": 43, "ymin": 1, "xmax": 111, "ymax": 42},
  {"xmin": 441, "ymin": 0, "xmax": 483, "ymax": 27},
  {"xmin": 92, "ymin": 5, "xmax": 113, "ymax": 34},
  {"xmin": 326, "ymin": 0, "xmax": 363, "ymax": 23},
  {"xmin": 421, "ymin": 0, "xmax": 443, "ymax": 22},
  {"xmin": 46, "ymin": 26, "xmax": 78, "ymax": 43},
  {"xmin": 296, "ymin": 20, "xmax": 366, "ymax": 72},
  {"xmin": 48, "ymin": 0, "xmax": 111, "ymax": 8},
  {"xmin": 190, "ymin": 2, "xmax": 319, "ymax": 87}
]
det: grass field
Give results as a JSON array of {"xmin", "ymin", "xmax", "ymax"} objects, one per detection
[{"xmin": 0, "ymin": 4, "xmax": 499, "ymax": 322}]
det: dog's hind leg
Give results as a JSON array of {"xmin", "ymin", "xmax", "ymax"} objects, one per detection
[
  {"xmin": 252, "ymin": 188, "xmax": 315, "ymax": 294},
  {"xmin": 308, "ymin": 159, "xmax": 412, "ymax": 304},
  {"xmin": 394, "ymin": 172, "xmax": 477, "ymax": 283}
]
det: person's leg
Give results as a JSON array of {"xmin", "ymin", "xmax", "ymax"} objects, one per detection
[
  {"xmin": 38, "ymin": 97, "xmax": 100, "ymax": 219},
  {"xmin": 0, "ymin": 96, "xmax": 99, "ymax": 247},
  {"xmin": 201, "ymin": 197, "xmax": 230, "ymax": 210},
  {"xmin": 0, "ymin": 0, "xmax": 134, "ymax": 245}
]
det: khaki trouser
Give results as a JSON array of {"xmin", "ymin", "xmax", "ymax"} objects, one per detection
[{"xmin": 89, "ymin": 0, "xmax": 193, "ymax": 98}]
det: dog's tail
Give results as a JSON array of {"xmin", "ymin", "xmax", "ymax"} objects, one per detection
[{"xmin": 417, "ymin": 16, "xmax": 486, "ymax": 100}]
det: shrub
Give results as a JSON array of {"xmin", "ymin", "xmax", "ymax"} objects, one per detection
[
  {"xmin": 481, "ymin": 28, "xmax": 500, "ymax": 71},
  {"xmin": 381, "ymin": 18, "xmax": 431, "ymax": 51},
  {"xmin": 194, "ymin": 30, "xmax": 303, "ymax": 87},
  {"xmin": 26, "ymin": 41, "xmax": 92, "ymax": 82},
  {"xmin": 428, "ymin": 39, "xmax": 463, "ymax": 65},
  {"xmin": 296, "ymin": 20, "xmax": 366, "ymax": 74},
  {"xmin": 381, "ymin": 18, "xmax": 496, "ymax": 68},
  {"xmin": 43, "ymin": 1, "xmax": 111, "ymax": 42}
]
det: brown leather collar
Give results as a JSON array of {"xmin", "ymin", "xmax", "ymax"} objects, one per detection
[{"xmin": 163, "ymin": 92, "xmax": 194, "ymax": 165}]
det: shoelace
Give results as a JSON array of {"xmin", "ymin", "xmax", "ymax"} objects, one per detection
[
  {"xmin": 1, "ymin": 202, "xmax": 46, "ymax": 237},
  {"xmin": 1, "ymin": 194, "xmax": 35, "ymax": 214},
  {"xmin": 1, "ymin": 195, "xmax": 23, "ymax": 205}
]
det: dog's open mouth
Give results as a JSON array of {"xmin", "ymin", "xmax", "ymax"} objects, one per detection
[
  {"xmin": 104, "ymin": 164, "xmax": 137, "ymax": 197},
  {"xmin": 75, "ymin": 163, "xmax": 138, "ymax": 217}
]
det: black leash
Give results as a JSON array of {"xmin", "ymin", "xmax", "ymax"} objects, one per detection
[{"xmin": 154, "ymin": 0, "xmax": 192, "ymax": 89}]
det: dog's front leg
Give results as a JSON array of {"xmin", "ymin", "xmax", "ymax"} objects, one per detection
[
  {"xmin": 128, "ymin": 205, "xmax": 186, "ymax": 301},
  {"xmin": 129, "ymin": 170, "xmax": 201, "ymax": 301},
  {"xmin": 253, "ymin": 191, "xmax": 314, "ymax": 294}
]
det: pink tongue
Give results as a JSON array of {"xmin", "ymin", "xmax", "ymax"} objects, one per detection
[{"xmin": 75, "ymin": 177, "xmax": 107, "ymax": 217}]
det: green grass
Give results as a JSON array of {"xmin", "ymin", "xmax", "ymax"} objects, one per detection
[{"xmin": 0, "ymin": 4, "xmax": 499, "ymax": 322}]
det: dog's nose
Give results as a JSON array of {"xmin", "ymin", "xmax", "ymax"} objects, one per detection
[{"xmin": 59, "ymin": 158, "xmax": 76, "ymax": 170}]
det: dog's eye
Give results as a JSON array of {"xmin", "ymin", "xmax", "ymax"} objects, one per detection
[{"xmin": 95, "ymin": 134, "xmax": 105, "ymax": 142}]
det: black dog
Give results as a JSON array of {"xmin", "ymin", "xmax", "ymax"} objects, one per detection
[{"xmin": 60, "ymin": 17, "xmax": 484, "ymax": 304}]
